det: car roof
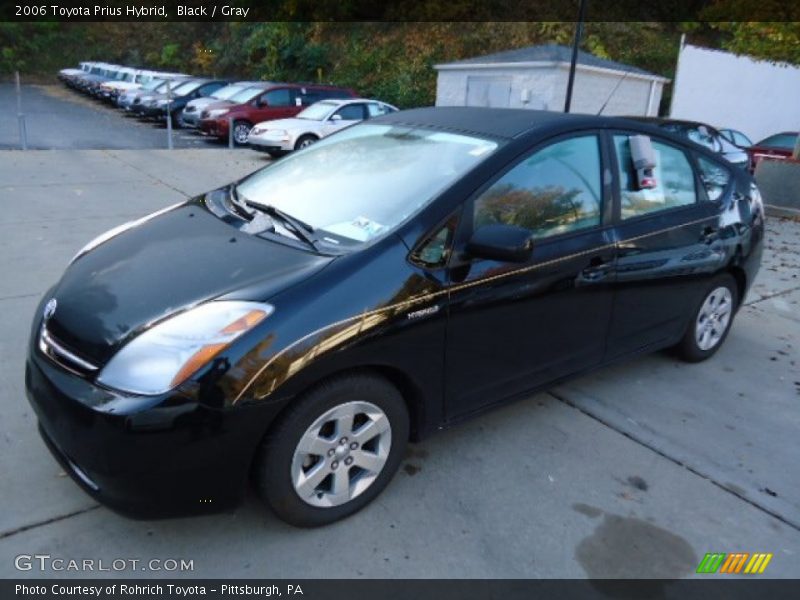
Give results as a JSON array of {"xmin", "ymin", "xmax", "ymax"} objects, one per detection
[
  {"xmin": 755, "ymin": 132, "xmax": 798, "ymax": 144},
  {"xmin": 311, "ymin": 98, "xmax": 390, "ymax": 107},
  {"xmin": 626, "ymin": 117, "xmax": 717, "ymax": 130},
  {"xmin": 374, "ymin": 107, "xmax": 631, "ymax": 140}
]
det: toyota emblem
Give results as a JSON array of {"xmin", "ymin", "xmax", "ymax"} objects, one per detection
[{"xmin": 43, "ymin": 298, "xmax": 57, "ymax": 321}]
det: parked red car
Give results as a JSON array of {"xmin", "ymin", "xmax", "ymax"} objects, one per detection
[
  {"xmin": 747, "ymin": 131, "xmax": 798, "ymax": 172},
  {"xmin": 199, "ymin": 83, "xmax": 357, "ymax": 144}
]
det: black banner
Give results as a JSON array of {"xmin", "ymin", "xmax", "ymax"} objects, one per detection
[
  {"xmin": 2, "ymin": 0, "xmax": 800, "ymax": 22},
  {"xmin": 4, "ymin": 580, "xmax": 800, "ymax": 600}
]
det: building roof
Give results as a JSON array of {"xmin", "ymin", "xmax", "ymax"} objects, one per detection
[{"xmin": 435, "ymin": 44, "xmax": 666, "ymax": 81}]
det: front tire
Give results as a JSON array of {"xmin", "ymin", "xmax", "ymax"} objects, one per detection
[
  {"xmin": 677, "ymin": 273, "xmax": 738, "ymax": 362},
  {"xmin": 295, "ymin": 134, "xmax": 318, "ymax": 151},
  {"xmin": 254, "ymin": 373, "xmax": 409, "ymax": 527},
  {"xmin": 232, "ymin": 120, "xmax": 252, "ymax": 146}
]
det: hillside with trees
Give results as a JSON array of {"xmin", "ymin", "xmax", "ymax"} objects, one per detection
[{"xmin": 2, "ymin": 20, "xmax": 798, "ymax": 110}]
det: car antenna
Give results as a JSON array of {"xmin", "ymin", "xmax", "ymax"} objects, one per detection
[{"xmin": 596, "ymin": 70, "xmax": 631, "ymax": 116}]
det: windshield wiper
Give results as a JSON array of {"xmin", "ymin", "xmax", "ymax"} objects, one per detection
[
  {"xmin": 228, "ymin": 185, "xmax": 255, "ymax": 220},
  {"xmin": 238, "ymin": 193, "xmax": 321, "ymax": 252}
]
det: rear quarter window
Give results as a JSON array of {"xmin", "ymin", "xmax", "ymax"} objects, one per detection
[{"xmin": 696, "ymin": 156, "xmax": 731, "ymax": 202}]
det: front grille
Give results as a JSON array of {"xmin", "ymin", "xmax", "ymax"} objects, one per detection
[{"xmin": 38, "ymin": 326, "xmax": 100, "ymax": 377}]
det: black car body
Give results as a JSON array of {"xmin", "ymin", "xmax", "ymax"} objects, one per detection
[{"xmin": 26, "ymin": 108, "xmax": 764, "ymax": 525}]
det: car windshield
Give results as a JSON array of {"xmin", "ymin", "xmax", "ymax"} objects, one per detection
[
  {"xmin": 228, "ymin": 86, "xmax": 265, "ymax": 104},
  {"xmin": 757, "ymin": 133, "xmax": 797, "ymax": 149},
  {"xmin": 236, "ymin": 124, "xmax": 499, "ymax": 247},
  {"xmin": 211, "ymin": 84, "xmax": 247, "ymax": 100},
  {"xmin": 170, "ymin": 80, "xmax": 201, "ymax": 96},
  {"xmin": 296, "ymin": 101, "xmax": 339, "ymax": 120},
  {"xmin": 152, "ymin": 80, "xmax": 173, "ymax": 93},
  {"xmin": 143, "ymin": 79, "xmax": 165, "ymax": 91}
]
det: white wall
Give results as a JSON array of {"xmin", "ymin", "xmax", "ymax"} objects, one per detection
[
  {"xmin": 671, "ymin": 43, "xmax": 800, "ymax": 143},
  {"xmin": 436, "ymin": 65, "xmax": 662, "ymax": 117}
]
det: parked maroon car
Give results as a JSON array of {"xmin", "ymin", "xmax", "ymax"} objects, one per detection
[
  {"xmin": 200, "ymin": 83, "xmax": 357, "ymax": 144},
  {"xmin": 747, "ymin": 131, "xmax": 798, "ymax": 172}
]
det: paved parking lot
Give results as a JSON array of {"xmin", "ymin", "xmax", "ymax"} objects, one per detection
[
  {"xmin": 0, "ymin": 84, "xmax": 230, "ymax": 150},
  {"xmin": 0, "ymin": 149, "xmax": 798, "ymax": 579}
]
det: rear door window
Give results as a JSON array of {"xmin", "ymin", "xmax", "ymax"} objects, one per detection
[
  {"xmin": 367, "ymin": 103, "xmax": 395, "ymax": 117},
  {"xmin": 613, "ymin": 135, "xmax": 697, "ymax": 220},
  {"xmin": 333, "ymin": 104, "xmax": 367, "ymax": 121},
  {"xmin": 263, "ymin": 88, "xmax": 294, "ymax": 107}
]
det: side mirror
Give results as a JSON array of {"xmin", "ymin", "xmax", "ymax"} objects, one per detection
[
  {"xmin": 466, "ymin": 224, "xmax": 533, "ymax": 263},
  {"xmin": 330, "ymin": 114, "xmax": 342, "ymax": 122},
  {"xmin": 629, "ymin": 135, "xmax": 657, "ymax": 189}
]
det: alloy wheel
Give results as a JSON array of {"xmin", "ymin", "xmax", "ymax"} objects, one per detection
[
  {"xmin": 234, "ymin": 123, "xmax": 251, "ymax": 144},
  {"xmin": 695, "ymin": 286, "xmax": 733, "ymax": 351},
  {"xmin": 290, "ymin": 401, "xmax": 392, "ymax": 508}
]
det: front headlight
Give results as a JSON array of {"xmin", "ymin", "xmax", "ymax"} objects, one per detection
[
  {"xmin": 208, "ymin": 108, "xmax": 229, "ymax": 118},
  {"xmin": 97, "ymin": 301, "xmax": 274, "ymax": 395}
]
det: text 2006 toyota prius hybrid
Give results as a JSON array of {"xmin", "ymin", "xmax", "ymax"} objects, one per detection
[{"xmin": 26, "ymin": 108, "xmax": 763, "ymax": 526}]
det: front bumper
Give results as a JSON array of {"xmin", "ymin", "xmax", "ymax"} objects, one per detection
[
  {"xmin": 200, "ymin": 118, "xmax": 230, "ymax": 140},
  {"xmin": 248, "ymin": 135, "xmax": 293, "ymax": 152},
  {"xmin": 25, "ymin": 336, "xmax": 282, "ymax": 519},
  {"xmin": 141, "ymin": 105, "xmax": 169, "ymax": 118},
  {"xmin": 180, "ymin": 111, "xmax": 201, "ymax": 128}
]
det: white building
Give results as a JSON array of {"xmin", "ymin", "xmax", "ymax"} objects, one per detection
[
  {"xmin": 434, "ymin": 44, "xmax": 668, "ymax": 116},
  {"xmin": 670, "ymin": 41, "xmax": 800, "ymax": 143}
]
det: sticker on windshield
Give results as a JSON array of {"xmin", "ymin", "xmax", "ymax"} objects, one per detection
[{"xmin": 325, "ymin": 217, "xmax": 386, "ymax": 242}]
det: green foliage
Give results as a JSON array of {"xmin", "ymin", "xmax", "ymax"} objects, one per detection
[
  {"xmin": 2, "ymin": 20, "xmax": 796, "ymax": 108},
  {"xmin": 711, "ymin": 22, "xmax": 800, "ymax": 66}
]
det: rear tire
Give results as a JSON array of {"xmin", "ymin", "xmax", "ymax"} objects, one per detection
[
  {"xmin": 254, "ymin": 373, "xmax": 409, "ymax": 527},
  {"xmin": 677, "ymin": 273, "xmax": 738, "ymax": 362}
]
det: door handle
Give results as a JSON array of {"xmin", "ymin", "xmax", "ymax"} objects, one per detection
[
  {"xmin": 580, "ymin": 257, "xmax": 612, "ymax": 281},
  {"xmin": 701, "ymin": 226, "xmax": 719, "ymax": 244}
]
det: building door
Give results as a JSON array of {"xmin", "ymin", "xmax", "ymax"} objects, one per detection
[{"xmin": 466, "ymin": 76, "xmax": 512, "ymax": 108}]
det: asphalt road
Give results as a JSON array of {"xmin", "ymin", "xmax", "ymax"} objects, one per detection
[
  {"xmin": 0, "ymin": 149, "xmax": 798, "ymax": 579},
  {"xmin": 0, "ymin": 83, "xmax": 228, "ymax": 150}
]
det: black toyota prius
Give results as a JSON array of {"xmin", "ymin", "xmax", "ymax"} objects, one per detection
[{"xmin": 26, "ymin": 107, "xmax": 764, "ymax": 526}]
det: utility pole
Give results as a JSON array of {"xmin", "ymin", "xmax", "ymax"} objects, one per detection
[
  {"xmin": 564, "ymin": 0, "xmax": 588, "ymax": 113},
  {"xmin": 166, "ymin": 79, "xmax": 173, "ymax": 150},
  {"xmin": 15, "ymin": 71, "xmax": 27, "ymax": 150}
]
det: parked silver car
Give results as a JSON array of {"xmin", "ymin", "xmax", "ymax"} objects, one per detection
[
  {"xmin": 118, "ymin": 75, "xmax": 190, "ymax": 110},
  {"xmin": 247, "ymin": 98, "xmax": 397, "ymax": 157}
]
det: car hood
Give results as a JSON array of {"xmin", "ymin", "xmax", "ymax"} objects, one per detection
[
  {"xmin": 201, "ymin": 100, "xmax": 242, "ymax": 114},
  {"xmin": 105, "ymin": 81, "xmax": 139, "ymax": 91},
  {"xmin": 185, "ymin": 97, "xmax": 218, "ymax": 111},
  {"xmin": 45, "ymin": 200, "xmax": 332, "ymax": 365}
]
